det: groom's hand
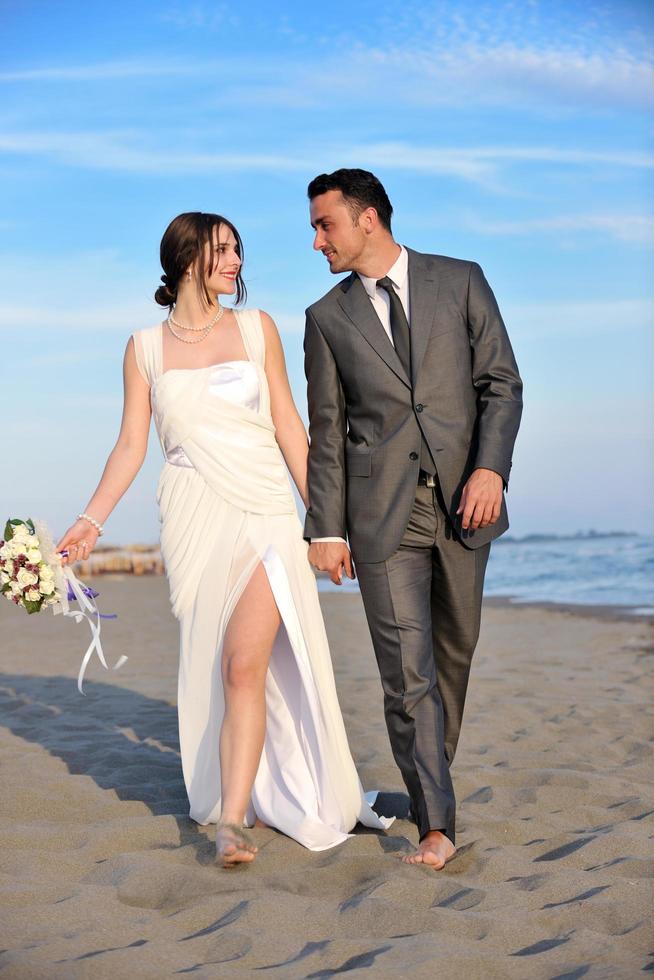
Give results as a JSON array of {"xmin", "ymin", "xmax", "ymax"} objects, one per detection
[
  {"xmin": 456, "ymin": 468, "xmax": 504, "ymax": 530},
  {"xmin": 308, "ymin": 542, "xmax": 355, "ymax": 585}
]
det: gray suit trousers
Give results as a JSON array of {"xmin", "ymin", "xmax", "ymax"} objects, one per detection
[{"xmin": 355, "ymin": 483, "xmax": 490, "ymax": 845}]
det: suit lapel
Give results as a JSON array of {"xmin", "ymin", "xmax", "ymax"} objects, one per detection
[
  {"xmin": 337, "ymin": 274, "xmax": 411, "ymax": 388},
  {"xmin": 407, "ymin": 248, "xmax": 440, "ymax": 384}
]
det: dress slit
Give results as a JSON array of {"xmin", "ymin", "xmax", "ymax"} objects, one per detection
[
  {"xmin": 251, "ymin": 542, "xmax": 353, "ymax": 847},
  {"xmin": 203, "ymin": 536, "xmax": 352, "ymax": 848}
]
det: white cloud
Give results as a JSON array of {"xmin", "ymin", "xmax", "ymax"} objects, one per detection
[
  {"xmin": 355, "ymin": 143, "xmax": 654, "ymax": 181},
  {"xmin": 393, "ymin": 42, "xmax": 654, "ymax": 111},
  {"xmin": 466, "ymin": 213, "xmax": 654, "ymax": 244},
  {"xmin": 160, "ymin": 3, "xmax": 238, "ymax": 31},
  {"xmin": 459, "ymin": 147, "xmax": 654, "ymax": 168},
  {"xmin": 0, "ymin": 131, "xmax": 315, "ymax": 174},
  {"xmin": 57, "ymin": 394, "xmax": 123, "ymax": 410},
  {"xmin": 4, "ymin": 298, "xmax": 652, "ymax": 343},
  {"xmin": 219, "ymin": 38, "xmax": 654, "ymax": 113},
  {"xmin": 0, "ymin": 131, "xmax": 651, "ymax": 185},
  {"xmin": 0, "ymin": 303, "xmax": 157, "ymax": 332},
  {"xmin": 2, "ymin": 303, "xmax": 305, "ymax": 337},
  {"xmin": 26, "ymin": 349, "xmax": 113, "ymax": 367},
  {"xmin": 504, "ymin": 298, "xmax": 654, "ymax": 339},
  {"xmin": 0, "ymin": 60, "xmax": 199, "ymax": 82},
  {"xmin": 2, "ymin": 22, "xmax": 652, "ymax": 114},
  {"xmin": 0, "ymin": 249, "xmax": 160, "ymax": 333}
]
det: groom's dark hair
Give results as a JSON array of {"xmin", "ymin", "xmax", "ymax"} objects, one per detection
[{"xmin": 307, "ymin": 169, "xmax": 393, "ymax": 232}]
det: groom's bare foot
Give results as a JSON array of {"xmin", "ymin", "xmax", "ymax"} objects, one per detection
[
  {"xmin": 215, "ymin": 822, "xmax": 258, "ymax": 868},
  {"xmin": 402, "ymin": 830, "xmax": 456, "ymax": 869}
]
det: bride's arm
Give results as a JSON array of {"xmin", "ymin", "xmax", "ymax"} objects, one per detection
[
  {"xmin": 261, "ymin": 311, "xmax": 310, "ymax": 508},
  {"xmin": 56, "ymin": 337, "xmax": 152, "ymax": 565}
]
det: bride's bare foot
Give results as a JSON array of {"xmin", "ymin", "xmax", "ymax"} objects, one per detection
[
  {"xmin": 401, "ymin": 830, "xmax": 456, "ymax": 870},
  {"xmin": 215, "ymin": 822, "xmax": 258, "ymax": 868}
]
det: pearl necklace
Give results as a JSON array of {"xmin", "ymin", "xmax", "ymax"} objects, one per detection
[{"xmin": 167, "ymin": 305, "xmax": 226, "ymax": 344}]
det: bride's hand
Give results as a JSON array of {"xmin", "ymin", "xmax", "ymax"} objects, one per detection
[{"xmin": 56, "ymin": 520, "xmax": 100, "ymax": 567}]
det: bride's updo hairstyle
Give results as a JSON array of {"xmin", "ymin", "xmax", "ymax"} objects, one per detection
[{"xmin": 154, "ymin": 211, "xmax": 247, "ymax": 310}]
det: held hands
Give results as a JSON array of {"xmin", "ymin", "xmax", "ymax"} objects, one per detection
[
  {"xmin": 307, "ymin": 541, "xmax": 355, "ymax": 586},
  {"xmin": 56, "ymin": 520, "xmax": 100, "ymax": 567},
  {"xmin": 456, "ymin": 468, "xmax": 504, "ymax": 531}
]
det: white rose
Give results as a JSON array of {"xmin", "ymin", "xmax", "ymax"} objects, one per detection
[
  {"xmin": 39, "ymin": 578, "xmax": 55, "ymax": 595},
  {"xmin": 11, "ymin": 525, "xmax": 32, "ymax": 544},
  {"xmin": 17, "ymin": 569, "xmax": 38, "ymax": 588},
  {"xmin": 25, "ymin": 588, "xmax": 40, "ymax": 601},
  {"xmin": 10, "ymin": 581, "xmax": 22, "ymax": 595},
  {"xmin": 9, "ymin": 540, "xmax": 27, "ymax": 558},
  {"xmin": 0, "ymin": 543, "xmax": 11, "ymax": 560},
  {"xmin": 27, "ymin": 548, "xmax": 42, "ymax": 563},
  {"xmin": 0, "ymin": 571, "xmax": 9, "ymax": 585}
]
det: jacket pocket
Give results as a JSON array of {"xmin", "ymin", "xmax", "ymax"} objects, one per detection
[{"xmin": 346, "ymin": 448, "xmax": 371, "ymax": 477}]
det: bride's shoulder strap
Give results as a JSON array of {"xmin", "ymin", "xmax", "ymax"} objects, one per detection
[
  {"xmin": 236, "ymin": 308, "xmax": 266, "ymax": 368},
  {"xmin": 131, "ymin": 323, "xmax": 163, "ymax": 387}
]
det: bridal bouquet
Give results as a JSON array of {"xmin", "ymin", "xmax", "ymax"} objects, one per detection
[
  {"xmin": 1, "ymin": 518, "xmax": 62, "ymax": 611},
  {"xmin": 1, "ymin": 517, "xmax": 126, "ymax": 692}
]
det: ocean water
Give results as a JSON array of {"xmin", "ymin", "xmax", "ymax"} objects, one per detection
[
  {"xmin": 317, "ymin": 533, "xmax": 654, "ymax": 614},
  {"xmin": 484, "ymin": 533, "xmax": 654, "ymax": 611}
]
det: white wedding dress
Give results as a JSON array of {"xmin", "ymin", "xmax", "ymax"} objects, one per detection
[{"xmin": 132, "ymin": 309, "xmax": 392, "ymax": 849}]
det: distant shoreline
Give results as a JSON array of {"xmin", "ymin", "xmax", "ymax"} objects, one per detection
[
  {"xmin": 80, "ymin": 526, "xmax": 646, "ymax": 570},
  {"xmin": 72, "ymin": 538, "xmax": 652, "ymax": 619},
  {"xmin": 495, "ymin": 530, "xmax": 641, "ymax": 544},
  {"xmin": 77, "ymin": 566, "xmax": 653, "ymax": 622}
]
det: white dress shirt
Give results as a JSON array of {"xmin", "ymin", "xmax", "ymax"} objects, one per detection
[
  {"xmin": 312, "ymin": 246, "xmax": 409, "ymax": 546},
  {"xmin": 357, "ymin": 244, "xmax": 410, "ymax": 339}
]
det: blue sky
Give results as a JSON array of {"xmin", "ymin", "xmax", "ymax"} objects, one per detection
[{"xmin": 2, "ymin": 0, "xmax": 653, "ymax": 543}]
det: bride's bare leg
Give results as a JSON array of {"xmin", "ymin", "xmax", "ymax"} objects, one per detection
[{"xmin": 218, "ymin": 563, "xmax": 281, "ymax": 865}]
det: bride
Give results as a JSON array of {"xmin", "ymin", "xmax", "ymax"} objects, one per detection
[{"xmin": 56, "ymin": 211, "xmax": 392, "ymax": 867}]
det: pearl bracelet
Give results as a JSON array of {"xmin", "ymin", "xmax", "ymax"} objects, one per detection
[{"xmin": 77, "ymin": 513, "xmax": 105, "ymax": 537}]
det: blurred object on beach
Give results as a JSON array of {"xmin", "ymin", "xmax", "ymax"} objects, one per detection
[{"xmin": 72, "ymin": 545, "xmax": 165, "ymax": 577}]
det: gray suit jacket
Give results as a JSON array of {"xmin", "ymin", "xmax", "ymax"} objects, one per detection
[{"xmin": 303, "ymin": 248, "xmax": 523, "ymax": 563}]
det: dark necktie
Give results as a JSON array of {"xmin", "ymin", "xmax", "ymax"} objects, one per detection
[
  {"xmin": 376, "ymin": 277, "xmax": 411, "ymax": 378},
  {"xmin": 376, "ymin": 276, "xmax": 436, "ymax": 477}
]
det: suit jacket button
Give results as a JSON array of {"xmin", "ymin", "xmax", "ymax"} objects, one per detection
[
  {"xmin": 415, "ymin": 403, "xmax": 424, "ymax": 412},
  {"xmin": 409, "ymin": 452, "xmax": 419, "ymax": 460}
]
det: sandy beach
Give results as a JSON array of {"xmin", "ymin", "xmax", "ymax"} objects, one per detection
[{"xmin": 0, "ymin": 579, "xmax": 652, "ymax": 979}]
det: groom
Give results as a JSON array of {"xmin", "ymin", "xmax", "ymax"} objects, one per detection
[{"xmin": 303, "ymin": 169, "xmax": 523, "ymax": 869}]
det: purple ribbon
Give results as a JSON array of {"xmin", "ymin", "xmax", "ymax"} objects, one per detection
[
  {"xmin": 67, "ymin": 583, "xmax": 98, "ymax": 601},
  {"xmin": 65, "ymin": 583, "xmax": 118, "ymax": 619}
]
